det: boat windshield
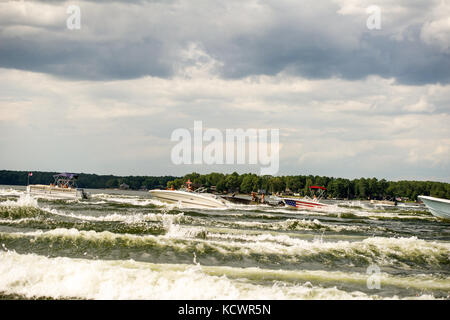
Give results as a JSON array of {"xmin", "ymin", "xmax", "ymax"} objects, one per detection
[{"xmin": 308, "ymin": 186, "xmax": 326, "ymax": 200}]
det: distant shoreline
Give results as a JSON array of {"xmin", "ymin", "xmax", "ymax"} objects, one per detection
[{"xmin": 1, "ymin": 170, "xmax": 449, "ymax": 201}]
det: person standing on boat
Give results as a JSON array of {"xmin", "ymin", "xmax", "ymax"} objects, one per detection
[{"xmin": 186, "ymin": 179, "xmax": 193, "ymax": 191}]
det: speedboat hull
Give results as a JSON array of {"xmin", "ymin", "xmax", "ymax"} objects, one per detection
[
  {"xmin": 418, "ymin": 195, "xmax": 450, "ymax": 219},
  {"xmin": 149, "ymin": 189, "xmax": 228, "ymax": 209},
  {"xmin": 282, "ymin": 197, "xmax": 328, "ymax": 209},
  {"xmin": 27, "ymin": 185, "xmax": 88, "ymax": 200}
]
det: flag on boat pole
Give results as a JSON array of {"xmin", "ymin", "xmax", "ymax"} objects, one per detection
[{"xmin": 27, "ymin": 172, "xmax": 32, "ymax": 185}]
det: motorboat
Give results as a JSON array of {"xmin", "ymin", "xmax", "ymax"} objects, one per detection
[
  {"xmin": 149, "ymin": 179, "xmax": 229, "ymax": 209},
  {"xmin": 219, "ymin": 193, "xmax": 282, "ymax": 206},
  {"xmin": 280, "ymin": 186, "xmax": 329, "ymax": 210},
  {"xmin": 418, "ymin": 195, "xmax": 450, "ymax": 219},
  {"xmin": 149, "ymin": 189, "xmax": 229, "ymax": 209},
  {"xmin": 27, "ymin": 173, "xmax": 89, "ymax": 200}
]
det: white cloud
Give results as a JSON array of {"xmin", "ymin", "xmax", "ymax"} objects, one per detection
[
  {"xmin": 0, "ymin": 1, "xmax": 64, "ymax": 28},
  {"xmin": 419, "ymin": 0, "xmax": 450, "ymax": 52},
  {"xmin": 403, "ymin": 96, "xmax": 436, "ymax": 113},
  {"xmin": 0, "ymin": 67, "xmax": 449, "ymax": 179},
  {"xmin": 175, "ymin": 42, "xmax": 224, "ymax": 79},
  {"xmin": 421, "ymin": 18, "xmax": 450, "ymax": 53}
]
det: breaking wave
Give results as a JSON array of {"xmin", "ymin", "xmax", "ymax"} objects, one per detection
[
  {"xmin": 0, "ymin": 251, "xmax": 442, "ymax": 300},
  {"xmin": 1, "ymin": 227, "xmax": 448, "ymax": 270}
]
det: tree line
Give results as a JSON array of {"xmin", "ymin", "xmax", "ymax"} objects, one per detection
[
  {"xmin": 1, "ymin": 170, "xmax": 449, "ymax": 200},
  {"xmin": 0, "ymin": 170, "xmax": 176, "ymax": 191},
  {"xmin": 167, "ymin": 172, "xmax": 450, "ymax": 201}
]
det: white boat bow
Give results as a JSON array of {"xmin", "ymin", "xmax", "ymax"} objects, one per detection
[{"xmin": 418, "ymin": 195, "xmax": 450, "ymax": 219}]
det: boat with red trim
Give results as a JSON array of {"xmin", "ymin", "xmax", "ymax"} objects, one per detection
[{"xmin": 281, "ymin": 186, "xmax": 329, "ymax": 209}]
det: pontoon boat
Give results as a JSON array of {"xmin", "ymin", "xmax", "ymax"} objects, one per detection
[{"xmin": 27, "ymin": 173, "xmax": 89, "ymax": 200}]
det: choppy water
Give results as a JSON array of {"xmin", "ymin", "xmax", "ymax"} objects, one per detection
[{"xmin": 0, "ymin": 186, "xmax": 449, "ymax": 300}]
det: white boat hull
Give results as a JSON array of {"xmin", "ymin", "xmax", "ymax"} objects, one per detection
[
  {"xmin": 27, "ymin": 185, "xmax": 87, "ymax": 200},
  {"xmin": 418, "ymin": 195, "xmax": 450, "ymax": 219},
  {"xmin": 149, "ymin": 189, "xmax": 229, "ymax": 209}
]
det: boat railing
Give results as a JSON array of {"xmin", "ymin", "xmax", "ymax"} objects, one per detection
[{"xmin": 193, "ymin": 187, "xmax": 208, "ymax": 193}]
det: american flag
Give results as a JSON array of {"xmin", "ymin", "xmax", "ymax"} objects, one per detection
[
  {"xmin": 284, "ymin": 198, "xmax": 325, "ymax": 209},
  {"xmin": 284, "ymin": 199, "xmax": 299, "ymax": 207},
  {"xmin": 28, "ymin": 172, "xmax": 33, "ymax": 176}
]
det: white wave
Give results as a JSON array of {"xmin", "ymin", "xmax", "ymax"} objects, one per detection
[
  {"xmin": 90, "ymin": 193, "xmax": 158, "ymax": 206},
  {"xmin": 202, "ymin": 265, "xmax": 450, "ymax": 292},
  {"xmin": 0, "ymin": 193, "xmax": 38, "ymax": 208},
  {"xmin": 1, "ymin": 251, "xmax": 436, "ymax": 300},
  {"xmin": 0, "ymin": 188, "xmax": 24, "ymax": 197},
  {"xmin": 196, "ymin": 231, "xmax": 450, "ymax": 267},
  {"xmin": 342, "ymin": 209, "xmax": 432, "ymax": 220},
  {"xmin": 302, "ymin": 205, "xmax": 434, "ymax": 221},
  {"xmin": 83, "ymin": 200, "xmax": 108, "ymax": 205},
  {"xmin": 0, "ymin": 217, "xmax": 41, "ymax": 225},
  {"xmin": 216, "ymin": 218, "xmax": 371, "ymax": 234},
  {"xmin": 161, "ymin": 214, "xmax": 206, "ymax": 239},
  {"xmin": 205, "ymin": 231, "xmax": 330, "ymax": 247},
  {"xmin": 3, "ymin": 227, "xmax": 449, "ymax": 269},
  {"xmin": 90, "ymin": 193, "xmax": 139, "ymax": 199},
  {"xmin": 244, "ymin": 200, "xmax": 434, "ymax": 220},
  {"xmin": 37, "ymin": 205, "xmax": 190, "ymax": 226}
]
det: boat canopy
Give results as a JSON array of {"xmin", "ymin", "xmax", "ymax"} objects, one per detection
[
  {"xmin": 53, "ymin": 173, "xmax": 79, "ymax": 179},
  {"xmin": 310, "ymin": 186, "xmax": 326, "ymax": 190},
  {"xmin": 52, "ymin": 173, "xmax": 79, "ymax": 188}
]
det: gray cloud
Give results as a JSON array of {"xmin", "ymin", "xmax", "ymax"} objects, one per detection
[
  {"xmin": 0, "ymin": 36, "xmax": 171, "ymax": 80},
  {"xmin": 0, "ymin": 0, "xmax": 449, "ymax": 84},
  {"xmin": 1, "ymin": 1, "xmax": 449, "ymax": 181}
]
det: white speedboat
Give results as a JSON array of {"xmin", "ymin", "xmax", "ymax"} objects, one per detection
[
  {"xmin": 418, "ymin": 195, "xmax": 450, "ymax": 219},
  {"xmin": 27, "ymin": 173, "xmax": 89, "ymax": 200},
  {"xmin": 149, "ymin": 189, "xmax": 229, "ymax": 209}
]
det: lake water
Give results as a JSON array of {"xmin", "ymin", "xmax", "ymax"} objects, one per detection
[{"xmin": 0, "ymin": 186, "xmax": 449, "ymax": 299}]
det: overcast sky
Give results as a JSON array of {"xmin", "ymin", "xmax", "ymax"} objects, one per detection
[{"xmin": 0, "ymin": 0, "xmax": 449, "ymax": 181}]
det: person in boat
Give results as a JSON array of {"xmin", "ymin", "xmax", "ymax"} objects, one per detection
[
  {"xmin": 261, "ymin": 193, "xmax": 265, "ymax": 204},
  {"xmin": 186, "ymin": 179, "xmax": 193, "ymax": 191}
]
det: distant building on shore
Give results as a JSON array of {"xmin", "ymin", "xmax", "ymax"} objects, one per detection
[{"xmin": 119, "ymin": 183, "xmax": 130, "ymax": 190}]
